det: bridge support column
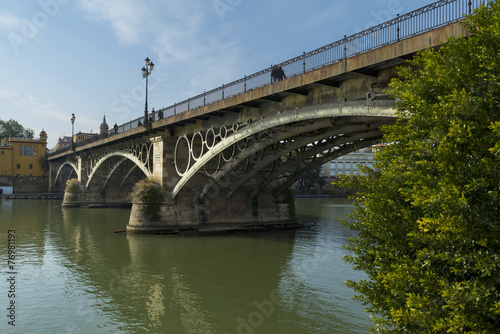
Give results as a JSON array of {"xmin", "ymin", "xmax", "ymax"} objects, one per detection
[
  {"xmin": 151, "ymin": 136, "xmax": 175, "ymax": 187},
  {"xmin": 76, "ymin": 156, "xmax": 83, "ymax": 183}
]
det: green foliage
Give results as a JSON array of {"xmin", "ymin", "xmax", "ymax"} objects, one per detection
[
  {"xmin": 338, "ymin": 2, "xmax": 500, "ymax": 332},
  {"xmin": 298, "ymin": 167, "xmax": 325, "ymax": 192},
  {"xmin": 65, "ymin": 179, "xmax": 82, "ymax": 193},
  {"xmin": 128, "ymin": 178, "xmax": 165, "ymax": 220},
  {"xmin": 0, "ymin": 119, "xmax": 34, "ymax": 139}
]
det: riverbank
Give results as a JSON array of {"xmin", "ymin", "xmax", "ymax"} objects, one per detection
[
  {"xmin": 1, "ymin": 191, "xmax": 349, "ymax": 200},
  {"xmin": 0, "ymin": 193, "xmax": 64, "ymax": 200}
]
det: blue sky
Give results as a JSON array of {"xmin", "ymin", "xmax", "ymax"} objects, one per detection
[{"xmin": 0, "ymin": 0, "xmax": 430, "ymax": 148}]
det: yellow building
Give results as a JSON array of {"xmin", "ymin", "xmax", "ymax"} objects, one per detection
[
  {"xmin": 0, "ymin": 142, "xmax": 12, "ymax": 176},
  {"xmin": 0, "ymin": 130, "xmax": 48, "ymax": 177}
]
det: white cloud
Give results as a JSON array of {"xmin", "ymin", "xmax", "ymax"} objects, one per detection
[
  {"xmin": 10, "ymin": 93, "xmax": 96, "ymax": 130},
  {"xmin": 0, "ymin": 13, "xmax": 22, "ymax": 30},
  {"xmin": 76, "ymin": 0, "xmax": 151, "ymax": 44},
  {"xmin": 0, "ymin": 90, "xmax": 18, "ymax": 99},
  {"xmin": 75, "ymin": 0, "xmax": 245, "ymax": 94}
]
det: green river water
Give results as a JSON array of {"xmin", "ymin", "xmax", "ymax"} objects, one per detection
[{"xmin": 0, "ymin": 197, "xmax": 371, "ymax": 333}]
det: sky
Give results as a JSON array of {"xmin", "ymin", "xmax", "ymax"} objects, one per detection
[{"xmin": 0, "ymin": 0, "xmax": 433, "ymax": 149}]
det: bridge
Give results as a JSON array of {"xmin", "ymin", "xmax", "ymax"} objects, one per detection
[{"xmin": 48, "ymin": 0, "xmax": 481, "ymax": 233}]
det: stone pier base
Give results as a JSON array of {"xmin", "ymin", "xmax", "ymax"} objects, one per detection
[
  {"xmin": 61, "ymin": 180, "xmax": 130, "ymax": 208},
  {"xmin": 126, "ymin": 190, "xmax": 299, "ymax": 235}
]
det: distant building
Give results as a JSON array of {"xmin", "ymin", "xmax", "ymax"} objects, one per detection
[
  {"xmin": 321, "ymin": 146, "xmax": 379, "ymax": 179},
  {"xmin": 73, "ymin": 131, "xmax": 98, "ymax": 143},
  {"xmin": 100, "ymin": 115, "xmax": 109, "ymax": 139},
  {"xmin": 51, "ymin": 115, "xmax": 109, "ymax": 152},
  {"xmin": 0, "ymin": 130, "xmax": 49, "ymax": 177},
  {"xmin": 53, "ymin": 136, "xmax": 73, "ymax": 151}
]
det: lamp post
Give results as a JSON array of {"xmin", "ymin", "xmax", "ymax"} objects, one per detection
[
  {"xmin": 71, "ymin": 113, "xmax": 76, "ymax": 151},
  {"xmin": 141, "ymin": 57, "xmax": 154, "ymax": 125}
]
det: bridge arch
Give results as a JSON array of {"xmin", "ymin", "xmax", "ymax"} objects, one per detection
[
  {"xmin": 53, "ymin": 161, "xmax": 78, "ymax": 187},
  {"xmin": 202, "ymin": 124, "xmax": 387, "ymax": 199},
  {"xmin": 171, "ymin": 101, "xmax": 396, "ymax": 198},
  {"xmin": 85, "ymin": 151, "xmax": 153, "ymax": 190}
]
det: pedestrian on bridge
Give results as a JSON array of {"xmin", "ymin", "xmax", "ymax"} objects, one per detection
[
  {"xmin": 271, "ymin": 65, "xmax": 279, "ymax": 83},
  {"xmin": 271, "ymin": 65, "xmax": 286, "ymax": 82},
  {"xmin": 277, "ymin": 66, "xmax": 286, "ymax": 81}
]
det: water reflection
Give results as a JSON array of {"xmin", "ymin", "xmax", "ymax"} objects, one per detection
[{"xmin": 0, "ymin": 198, "xmax": 370, "ymax": 334}]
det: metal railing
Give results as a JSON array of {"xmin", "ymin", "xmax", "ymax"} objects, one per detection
[{"xmin": 50, "ymin": 0, "xmax": 485, "ymax": 156}]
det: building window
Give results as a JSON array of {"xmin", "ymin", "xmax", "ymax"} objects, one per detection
[
  {"xmin": 1, "ymin": 151, "xmax": 4, "ymax": 155},
  {"xmin": 33, "ymin": 146, "xmax": 37, "ymax": 156},
  {"xmin": 24, "ymin": 146, "xmax": 33, "ymax": 156},
  {"xmin": 29, "ymin": 164, "xmax": 33, "ymax": 169},
  {"xmin": 19, "ymin": 145, "xmax": 23, "ymax": 156},
  {"xmin": 16, "ymin": 164, "xmax": 20, "ymax": 169}
]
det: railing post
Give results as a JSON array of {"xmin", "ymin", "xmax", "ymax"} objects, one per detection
[
  {"xmin": 343, "ymin": 35, "xmax": 347, "ymax": 73},
  {"xmin": 222, "ymin": 84, "xmax": 225, "ymax": 99},
  {"xmin": 204, "ymin": 91, "xmax": 206, "ymax": 106},
  {"xmin": 244, "ymin": 75, "xmax": 247, "ymax": 92},
  {"xmin": 188, "ymin": 99, "xmax": 190, "ymax": 111},
  {"xmin": 174, "ymin": 103, "xmax": 177, "ymax": 115},
  {"xmin": 396, "ymin": 14, "xmax": 400, "ymax": 42},
  {"xmin": 468, "ymin": 0, "xmax": 472, "ymax": 14},
  {"xmin": 303, "ymin": 52, "xmax": 306, "ymax": 73}
]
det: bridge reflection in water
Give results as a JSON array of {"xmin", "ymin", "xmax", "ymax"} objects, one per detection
[
  {"xmin": 48, "ymin": 0, "xmax": 481, "ymax": 233},
  {"xmin": 0, "ymin": 198, "xmax": 369, "ymax": 333}
]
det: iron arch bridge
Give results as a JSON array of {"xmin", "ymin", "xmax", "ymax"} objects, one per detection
[{"xmin": 47, "ymin": 0, "xmax": 474, "ymax": 231}]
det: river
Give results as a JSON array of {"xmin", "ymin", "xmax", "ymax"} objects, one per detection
[{"xmin": 1, "ymin": 198, "xmax": 371, "ymax": 334}]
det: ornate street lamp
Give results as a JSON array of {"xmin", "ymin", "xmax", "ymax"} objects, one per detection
[
  {"xmin": 71, "ymin": 113, "xmax": 76, "ymax": 151},
  {"xmin": 141, "ymin": 57, "xmax": 154, "ymax": 126}
]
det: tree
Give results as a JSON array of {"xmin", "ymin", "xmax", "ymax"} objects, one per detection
[
  {"xmin": 297, "ymin": 167, "xmax": 324, "ymax": 193},
  {"xmin": 0, "ymin": 119, "xmax": 34, "ymax": 139},
  {"xmin": 338, "ymin": 2, "xmax": 500, "ymax": 332}
]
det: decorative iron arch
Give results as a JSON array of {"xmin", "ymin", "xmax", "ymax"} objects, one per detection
[
  {"xmin": 206, "ymin": 125, "xmax": 387, "ymax": 200},
  {"xmin": 171, "ymin": 103, "xmax": 396, "ymax": 198},
  {"xmin": 85, "ymin": 151, "xmax": 153, "ymax": 190},
  {"xmin": 53, "ymin": 161, "xmax": 78, "ymax": 186}
]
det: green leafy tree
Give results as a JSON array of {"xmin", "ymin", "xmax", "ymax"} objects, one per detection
[
  {"xmin": 338, "ymin": 2, "xmax": 500, "ymax": 332},
  {"xmin": 298, "ymin": 167, "xmax": 325, "ymax": 192},
  {"xmin": 0, "ymin": 119, "xmax": 34, "ymax": 139}
]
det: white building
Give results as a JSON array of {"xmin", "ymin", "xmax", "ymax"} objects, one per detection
[{"xmin": 321, "ymin": 145, "xmax": 383, "ymax": 179}]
